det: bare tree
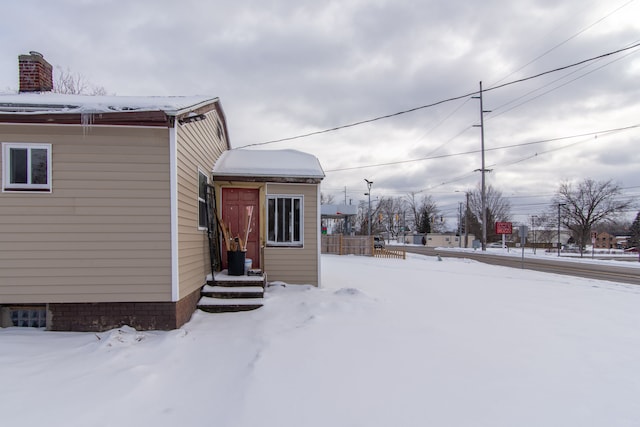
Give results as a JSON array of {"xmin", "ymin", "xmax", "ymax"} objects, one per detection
[
  {"xmin": 54, "ymin": 66, "xmax": 107, "ymax": 95},
  {"xmin": 356, "ymin": 200, "xmax": 368, "ymax": 235},
  {"xmin": 320, "ymin": 192, "xmax": 335, "ymax": 205},
  {"xmin": 405, "ymin": 192, "xmax": 420, "ymax": 232},
  {"xmin": 406, "ymin": 193, "xmax": 440, "ymax": 233},
  {"xmin": 467, "ymin": 184, "xmax": 511, "ymax": 242},
  {"xmin": 376, "ymin": 197, "xmax": 402, "ymax": 239},
  {"xmin": 553, "ymin": 179, "xmax": 632, "ymax": 257},
  {"xmin": 531, "ymin": 212, "xmax": 557, "ymax": 246}
]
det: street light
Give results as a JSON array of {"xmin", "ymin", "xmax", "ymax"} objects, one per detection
[
  {"xmin": 557, "ymin": 203, "xmax": 566, "ymax": 257},
  {"xmin": 364, "ymin": 179, "xmax": 373, "ymax": 236}
]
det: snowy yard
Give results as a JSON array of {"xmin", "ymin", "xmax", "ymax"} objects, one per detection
[{"xmin": 1, "ymin": 253, "xmax": 639, "ymax": 427}]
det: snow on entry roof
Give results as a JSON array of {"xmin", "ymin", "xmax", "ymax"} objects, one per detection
[
  {"xmin": 212, "ymin": 149, "xmax": 325, "ymax": 179},
  {"xmin": 0, "ymin": 92, "xmax": 217, "ymax": 115}
]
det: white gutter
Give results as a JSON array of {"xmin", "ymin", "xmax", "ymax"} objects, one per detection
[
  {"xmin": 169, "ymin": 125, "xmax": 179, "ymax": 301},
  {"xmin": 317, "ymin": 183, "xmax": 322, "ymax": 288}
]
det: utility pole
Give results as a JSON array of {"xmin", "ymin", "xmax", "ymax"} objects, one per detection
[
  {"xmin": 531, "ymin": 215, "xmax": 538, "ymax": 255},
  {"xmin": 458, "ymin": 202, "xmax": 463, "ymax": 247},
  {"xmin": 472, "ymin": 81, "xmax": 490, "ymax": 251},
  {"xmin": 403, "ymin": 211, "xmax": 406, "ymax": 244},
  {"xmin": 464, "ymin": 192, "xmax": 469, "ymax": 249},
  {"xmin": 365, "ymin": 179, "xmax": 373, "ymax": 236}
]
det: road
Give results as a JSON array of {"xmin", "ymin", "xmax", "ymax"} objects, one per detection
[{"xmin": 389, "ymin": 245, "xmax": 640, "ymax": 285}]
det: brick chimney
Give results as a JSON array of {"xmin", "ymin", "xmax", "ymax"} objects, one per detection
[{"xmin": 18, "ymin": 51, "xmax": 53, "ymax": 92}]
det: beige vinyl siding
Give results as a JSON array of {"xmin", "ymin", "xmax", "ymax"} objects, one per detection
[
  {"xmin": 0, "ymin": 124, "xmax": 172, "ymax": 303},
  {"xmin": 264, "ymin": 183, "xmax": 320, "ymax": 286},
  {"xmin": 176, "ymin": 110, "xmax": 228, "ymax": 299}
]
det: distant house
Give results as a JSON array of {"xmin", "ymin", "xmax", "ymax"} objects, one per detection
[
  {"xmin": 615, "ymin": 235, "xmax": 631, "ymax": 250},
  {"xmin": 420, "ymin": 233, "xmax": 475, "ymax": 248},
  {"xmin": 0, "ymin": 52, "xmax": 229, "ymax": 331},
  {"xmin": 594, "ymin": 231, "xmax": 631, "ymax": 249},
  {"xmin": 595, "ymin": 232, "xmax": 615, "ymax": 249}
]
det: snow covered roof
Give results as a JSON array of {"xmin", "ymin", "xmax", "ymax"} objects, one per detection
[
  {"xmin": 0, "ymin": 92, "xmax": 218, "ymax": 116},
  {"xmin": 212, "ymin": 149, "xmax": 325, "ymax": 181}
]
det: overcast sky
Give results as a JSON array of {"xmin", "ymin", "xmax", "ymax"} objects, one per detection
[{"xmin": 1, "ymin": 0, "xmax": 639, "ymax": 226}]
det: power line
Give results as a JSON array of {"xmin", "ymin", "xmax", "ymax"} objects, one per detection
[
  {"xmin": 485, "ymin": 42, "xmax": 640, "ymax": 92},
  {"xmin": 238, "ymin": 42, "xmax": 640, "ymax": 148},
  {"xmin": 395, "ymin": 125, "xmax": 639, "ymax": 195},
  {"xmin": 420, "ymin": 3, "xmax": 640, "ymax": 177},
  {"xmin": 324, "ymin": 124, "xmax": 640, "ymax": 172},
  {"xmin": 489, "ymin": 0, "xmax": 637, "ymax": 87},
  {"xmin": 489, "ymin": 42, "xmax": 640, "ymax": 119}
]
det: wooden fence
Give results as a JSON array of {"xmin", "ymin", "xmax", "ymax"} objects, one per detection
[
  {"xmin": 374, "ymin": 248, "xmax": 406, "ymax": 259},
  {"xmin": 321, "ymin": 235, "xmax": 405, "ymax": 259}
]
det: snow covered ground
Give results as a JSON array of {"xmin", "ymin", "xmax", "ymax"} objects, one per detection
[{"xmin": 1, "ymin": 253, "xmax": 639, "ymax": 427}]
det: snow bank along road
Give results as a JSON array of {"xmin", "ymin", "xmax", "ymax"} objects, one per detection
[{"xmin": 392, "ymin": 246, "xmax": 640, "ymax": 285}]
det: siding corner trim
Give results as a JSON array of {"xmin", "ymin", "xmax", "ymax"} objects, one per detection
[{"xmin": 170, "ymin": 126, "xmax": 179, "ymax": 301}]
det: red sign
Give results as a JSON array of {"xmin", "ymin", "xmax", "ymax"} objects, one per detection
[{"xmin": 495, "ymin": 222, "xmax": 513, "ymax": 235}]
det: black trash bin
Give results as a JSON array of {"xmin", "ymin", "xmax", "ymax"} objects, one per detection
[{"xmin": 227, "ymin": 250, "xmax": 246, "ymax": 276}]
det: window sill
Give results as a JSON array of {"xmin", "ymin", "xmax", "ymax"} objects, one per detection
[{"xmin": 3, "ymin": 188, "xmax": 52, "ymax": 193}]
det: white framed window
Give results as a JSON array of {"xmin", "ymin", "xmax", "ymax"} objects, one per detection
[
  {"xmin": 2, "ymin": 143, "xmax": 52, "ymax": 192},
  {"xmin": 267, "ymin": 195, "xmax": 303, "ymax": 246},
  {"xmin": 198, "ymin": 170, "xmax": 208, "ymax": 230}
]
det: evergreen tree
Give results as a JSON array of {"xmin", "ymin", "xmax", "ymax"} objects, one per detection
[
  {"xmin": 407, "ymin": 193, "xmax": 439, "ymax": 234},
  {"xmin": 630, "ymin": 211, "xmax": 640, "ymax": 248},
  {"xmin": 417, "ymin": 210, "xmax": 431, "ymax": 234}
]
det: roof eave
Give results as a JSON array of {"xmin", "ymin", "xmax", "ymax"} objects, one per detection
[
  {"xmin": 0, "ymin": 110, "xmax": 172, "ymax": 127},
  {"xmin": 212, "ymin": 174, "xmax": 324, "ymax": 184}
]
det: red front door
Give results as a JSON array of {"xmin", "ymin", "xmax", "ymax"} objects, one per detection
[{"xmin": 222, "ymin": 188, "xmax": 260, "ymax": 269}]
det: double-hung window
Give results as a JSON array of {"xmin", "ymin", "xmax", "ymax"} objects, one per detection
[
  {"xmin": 198, "ymin": 170, "xmax": 208, "ymax": 230},
  {"xmin": 2, "ymin": 143, "xmax": 52, "ymax": 192},
  {"xmin": 267, "ymin": 195, "xmax": 303, "ymax": 246}
]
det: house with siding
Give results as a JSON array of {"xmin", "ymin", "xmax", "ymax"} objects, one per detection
[
  {"xmin": 0, "ymin": 52, "xmax": 230, "ymax": 331},
  {"xmin": 1, "ymin": 52, "xmax": 326, "ymax": 331}
]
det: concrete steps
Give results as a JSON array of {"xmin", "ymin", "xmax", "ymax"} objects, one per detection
[{"xmin": 197, "ymin": 270, "xmax": 266, "ymax": 313}]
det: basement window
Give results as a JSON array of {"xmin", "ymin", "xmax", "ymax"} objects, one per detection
[
  {"xmin": 2, "ymin": 143, "xmax": 52, "ymax": 192},
  {"xmin": 9, "ymin": 307, "xmax": 46, "ymax": 328}
]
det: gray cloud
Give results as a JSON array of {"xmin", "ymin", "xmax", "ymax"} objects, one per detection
[{"xmin": 1, "ymin": 0, "xmax": 638, "ymax": 224}]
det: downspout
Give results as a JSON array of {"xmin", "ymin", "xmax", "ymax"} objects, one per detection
[
  {"xmin": 316, "ymin": 183, "xmax": 322, "ymax": 288},
  {"xmin": 169, "ymin": 123, "xmax": 179, "ymax": 301}
]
